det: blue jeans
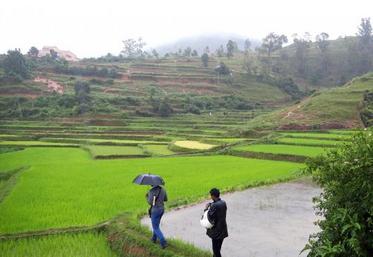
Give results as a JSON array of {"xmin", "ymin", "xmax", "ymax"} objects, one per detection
[{"xmin": 151, "ymin": 207, "xmax": 167, "ymax": 246}]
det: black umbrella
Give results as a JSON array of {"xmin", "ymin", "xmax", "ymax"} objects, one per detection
[{"xmin": 133, "ymin": 174, "xmax": 165, "ymax": 186}]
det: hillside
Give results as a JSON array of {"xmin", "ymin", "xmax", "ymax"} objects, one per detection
[
  {"xmin": 245, "ymin": 72, "xmax": 373, "ymax": 130},
  {"xmin": 0, "ymin": 55, "xmax": 294, "ymax": 120}
]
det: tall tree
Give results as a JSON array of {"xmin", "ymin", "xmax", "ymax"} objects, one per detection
[
  {"xmin": 316, "ymin": 32, "xmax": 330, "ymax": 73},
  {"xmin": 293, "ymin": 33, "xmax": 311, "ymax": 77},
  {"xmin": 226, "ymin": 40, "xmax": 237, "ymax": 58},
  {"xmin": 216, "ymin": 45, "xmax": 225, "ymax": 57},
  {"xmin": 27, "ymin": 47, "xmax": 39, "ymax": 58},
  {"xmin": 183, "ymin": 47, "xmax": 192, "ymax": 57},
  {"xmin": 356, "ymin": 18, "xmax": 373, "ymax": 73},
  {"xmin": 3, "ymin": 49, "xmax": 31, "ymax": 80},
  {"xmin": 201, "ymin": 53, "xmax": 209, "ymax": 67},
  {"xmin": 191, "ymin": 49, "xmax": 198, "ymax": 57},
  {"xmin": 121, "ymin": 38, "xmax": 146, "ymax": 58},
  {"xmin": 151, "ymin": 49, "xmax": 159, "ymax": 59},
  {"xmin": 74, "ymin": 81, "xmax": 91, "ymax": 114},
  {"xmin": 261, "ymin": 33, "xmax": 288, "ymax": 57},
  {"xmin": 244, "ymin": 38, "xmax": 251, "ymax": 52}
]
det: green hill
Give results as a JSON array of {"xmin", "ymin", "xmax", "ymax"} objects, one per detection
[
  {"xmin": 245, "ymin": 73, "xmax": 373, "ymax": 130},
  {"xmin": 0, "ymin": 55, "xmax": 296, "ymax": 120}
]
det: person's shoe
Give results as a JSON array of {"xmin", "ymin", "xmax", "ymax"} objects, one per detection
[{"xmin": 150, "ymin": 238, "xmax": 157, "ymax": 244}]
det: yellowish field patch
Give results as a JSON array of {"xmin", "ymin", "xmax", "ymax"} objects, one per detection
[{"xmin": 174, "ymin": 140, "xmax": 216, "ymax": 150}]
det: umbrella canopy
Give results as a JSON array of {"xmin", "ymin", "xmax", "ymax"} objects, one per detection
[{"xmin": 133, "ymin": 174, "xmax": 165, "ymax": 186}]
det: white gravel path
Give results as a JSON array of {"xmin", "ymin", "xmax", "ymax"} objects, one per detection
[{"xmin": 141, "ymin": 179, "xmax": 321, "ymax": 257}]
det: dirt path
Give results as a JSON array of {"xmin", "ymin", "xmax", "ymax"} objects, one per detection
[
  {"xmin": 34, "ymin": 77, "xmax": 64, "ymax": 94},
  {"xmin": 141, "ymin": 180, "xmax": 321, "ymax": 257}
]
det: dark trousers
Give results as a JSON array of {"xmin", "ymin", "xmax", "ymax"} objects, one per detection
[
  {"xmin": 212, "ymin": 238, "xmax": 224, "ymax": 257},
  {"xmin": 151, "ymin": 208, "xmax": 167, "ymax": 246}
]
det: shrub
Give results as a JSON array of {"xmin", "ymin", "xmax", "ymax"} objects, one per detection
[{"xmin": 303, "ymin": 130, "xmax": 373, "ymax": 257}]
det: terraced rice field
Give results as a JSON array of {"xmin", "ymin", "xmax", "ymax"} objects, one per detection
[
  {"xmin": 174, "ymin": 140, "xmax": 217, "ymax": 150},
  {"xmin": 143, "ymin": 144, "xmax": 175, "ymax": 156},
  {"xmin": 0, "ymin": 233, "xmax": 116, "ymax": 257},
  {"xmin": 276, "ymin": 137, "xmax": 348, "ymax": 147},
  {"xmin": 0, "ymin": 147, "xmax": 303, "ymax": 233},
  {"xmin": 279, "ymin": 132, "xmax": 351, "ymax": 140},
  {"xmin": 233, "ymin": 144, "xmax": 331, "ymax": 157},
  {"xmin": 84, "ymin": 145, "xmax": 146, "ymax": 158},
  {"xmin": 0, "ymin": 141, "xmax": 77, "ymax": 147}
]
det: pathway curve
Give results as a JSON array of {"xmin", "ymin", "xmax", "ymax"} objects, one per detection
[{"xmin": 142, "ymin": 179, "xmax": 321, "ymax": 257}]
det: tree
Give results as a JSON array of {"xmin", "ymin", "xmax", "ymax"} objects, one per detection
[
  {"xmin": 244, "ymin": 38, "xmax": 251, "ymax": 52},
  {"xmin": 261, "ymin": 33, "xmax": 288, "ymax": 57},
  {"xmin": 27, "ymin": 47, "xmax": 39, "ymax": 58},
  {"xmin": 304, "ymin": 131, "xmax": 373, "ymax": 257},
  {"xmin": 316, "ymin": 32, "xmax": 330, "ymax": 73},
  {"xmin": 357, "ymin": 18, "xmax": 372, "ymax": 46},
  {"xmin": 226, "ymin": 40, "xmax": 237, "ymax": 58},
  {"xmin": 356, "ymin": 18, "xmax": 373, "ymax": 73},
  {"xmin": 191, "ymin": 49, "xmax": 198, "ymax": 57},
  {"xmin": 293, "ymin": 33, "xmax": 311, "ymax": 76},
  {"xmin": 151, "ymin": 49, "xmax": 159, "ymax": 59},
  {"xmin": 3, "ymin": 49, "xmax": 31, "ymax": 80},
  {"xmin": 74, "ymin": 81, "xmax": 91, "ymax": 114},
  {"xmin": 183, "ymin": 47, "xmax": 192, "ymax": 57},
  {"xmin": 201, "ymin": 53, "xmax": 209, "ymax": 67},
  {"xmin": 216, "ymin": 45, "xmax": 225, "ymax": 57},
  {"xmin": 121, "ymin": 38, "xmax": 146, "ymax": 58},
  {"xmin": 158, "ymin": 98, "xmax": 173, "ymax": 117}
]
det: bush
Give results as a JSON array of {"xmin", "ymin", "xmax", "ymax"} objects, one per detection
[{"xmin": 303, "ymin": 130, "xmax": 373, "ymax": 257}]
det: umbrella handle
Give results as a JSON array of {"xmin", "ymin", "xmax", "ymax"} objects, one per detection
[{"xmin": 152, "ymin": 196, "xmax": 156, "ymax": 206}]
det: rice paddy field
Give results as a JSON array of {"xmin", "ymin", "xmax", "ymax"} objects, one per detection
[
  {"xmin": 233, "ymin": 144, "xmax": 331, "ymax": 157},
  {"xmin": 0, "ymin": 233, "xmax": 116, "ymax": 257},
  {"xmin": 0, "ymin": 117, "xmax": 359, "ymax": 256}
]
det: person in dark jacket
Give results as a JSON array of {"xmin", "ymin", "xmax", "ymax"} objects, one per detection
[
  {"xmin": 204, "ymin": 188, "xmax": 228, "ymax": 257},
  {"xmin": 146, "ymin": 185, "xmax": 168, "ymax": 249}
]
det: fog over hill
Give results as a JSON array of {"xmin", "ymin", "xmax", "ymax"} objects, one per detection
[{"xmin": 154, "ymin": 33, "xmax": 261, "ymax": 55}]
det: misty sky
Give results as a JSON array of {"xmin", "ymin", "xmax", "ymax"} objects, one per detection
[{"xmin": 1, "ymin": 0, "xmax": 373, "ymax": 57}]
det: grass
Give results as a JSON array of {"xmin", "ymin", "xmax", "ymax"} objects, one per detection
[
  {"xmin": 84, "ymin": 145, "xmax": 146, "ymax": 158},
  {"xmin": 173, "ymin": 140, "xmax": 217, "ymax": 150},
  {"xmin": 142, "ymin": 144, "xmax": 174, "ymax": 156},
  {"xmin": 0, "ymin": 147, "xmax": 304, "ymax": 233},
  {"xmin": 0, "ymin": 232, "xmax": 116, "ymax": 257},
  {"xmin": 276, "ymin": 137, "xmax": 348, "ymax": 147},
  {"xmin": 233, "ymin": 144, "xmax": 331, "ymax": 157}
]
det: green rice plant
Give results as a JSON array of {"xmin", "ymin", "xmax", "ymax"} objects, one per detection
[
  {"xmin": 279, "ymin": 132, "xmax": 351, "ymax": 141},
  {"xmin": 0, "ymin": 147, "xmax": 304, "ymax": 233},
  {"xmin": 84, "ymin": 145, "xmax": 148, "ymax": 158},
  {"xmin": 0, "ymin": 141, "xmax": 77, "ymax": 147},
  {"xmin": 142, "ymin": 144, "xmax": 175, "ymax": 156},
  {"xmin": 276, "ymin": 137, "xmax": 348, "ymax": 147},
  {"xmin": 233, "ymin": 144, "xmax": 331, "ymax": 157},
  {"xmin": 0, "ymin": 232, "xmax": 116, "ymax": 257}
]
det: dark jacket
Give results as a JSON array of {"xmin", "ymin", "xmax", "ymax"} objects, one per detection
[
  {"xmin": 206, "ymin": 198, "xmax": 228, "ymax": 239},
  {"xmin": 146, "ymin": 186, "xmax": 167, "ymax": 210}
]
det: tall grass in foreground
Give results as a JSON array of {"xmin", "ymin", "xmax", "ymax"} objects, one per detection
[{"xmin": 0, "ymin": 232, "xmax": 116, "ymax": 257}]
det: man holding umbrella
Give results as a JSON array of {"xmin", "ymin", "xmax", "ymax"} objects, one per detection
[{"xmin": 133, "ymin": 173, "xmax": 168, "ymax": 249}]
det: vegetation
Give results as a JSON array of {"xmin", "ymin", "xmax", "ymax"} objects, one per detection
[
  {"xmin": 0, "ymin": 147, "xmax": 303, "ymax": 233},
  {"xmin": 304, "ymin": 130, "xmax": 373, "ymax": 257},
  {"xmin": 0, "ymin": 232, "xmax": 116, "ymax": 257},
  {"xmin": 233, "ymin": 144, "xmax": 330, "ymax": 157}
]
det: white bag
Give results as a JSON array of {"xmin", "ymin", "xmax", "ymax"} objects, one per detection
[{"xmin": 200, "ymin": 209, "xmax": 214, "ymax": 229}]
